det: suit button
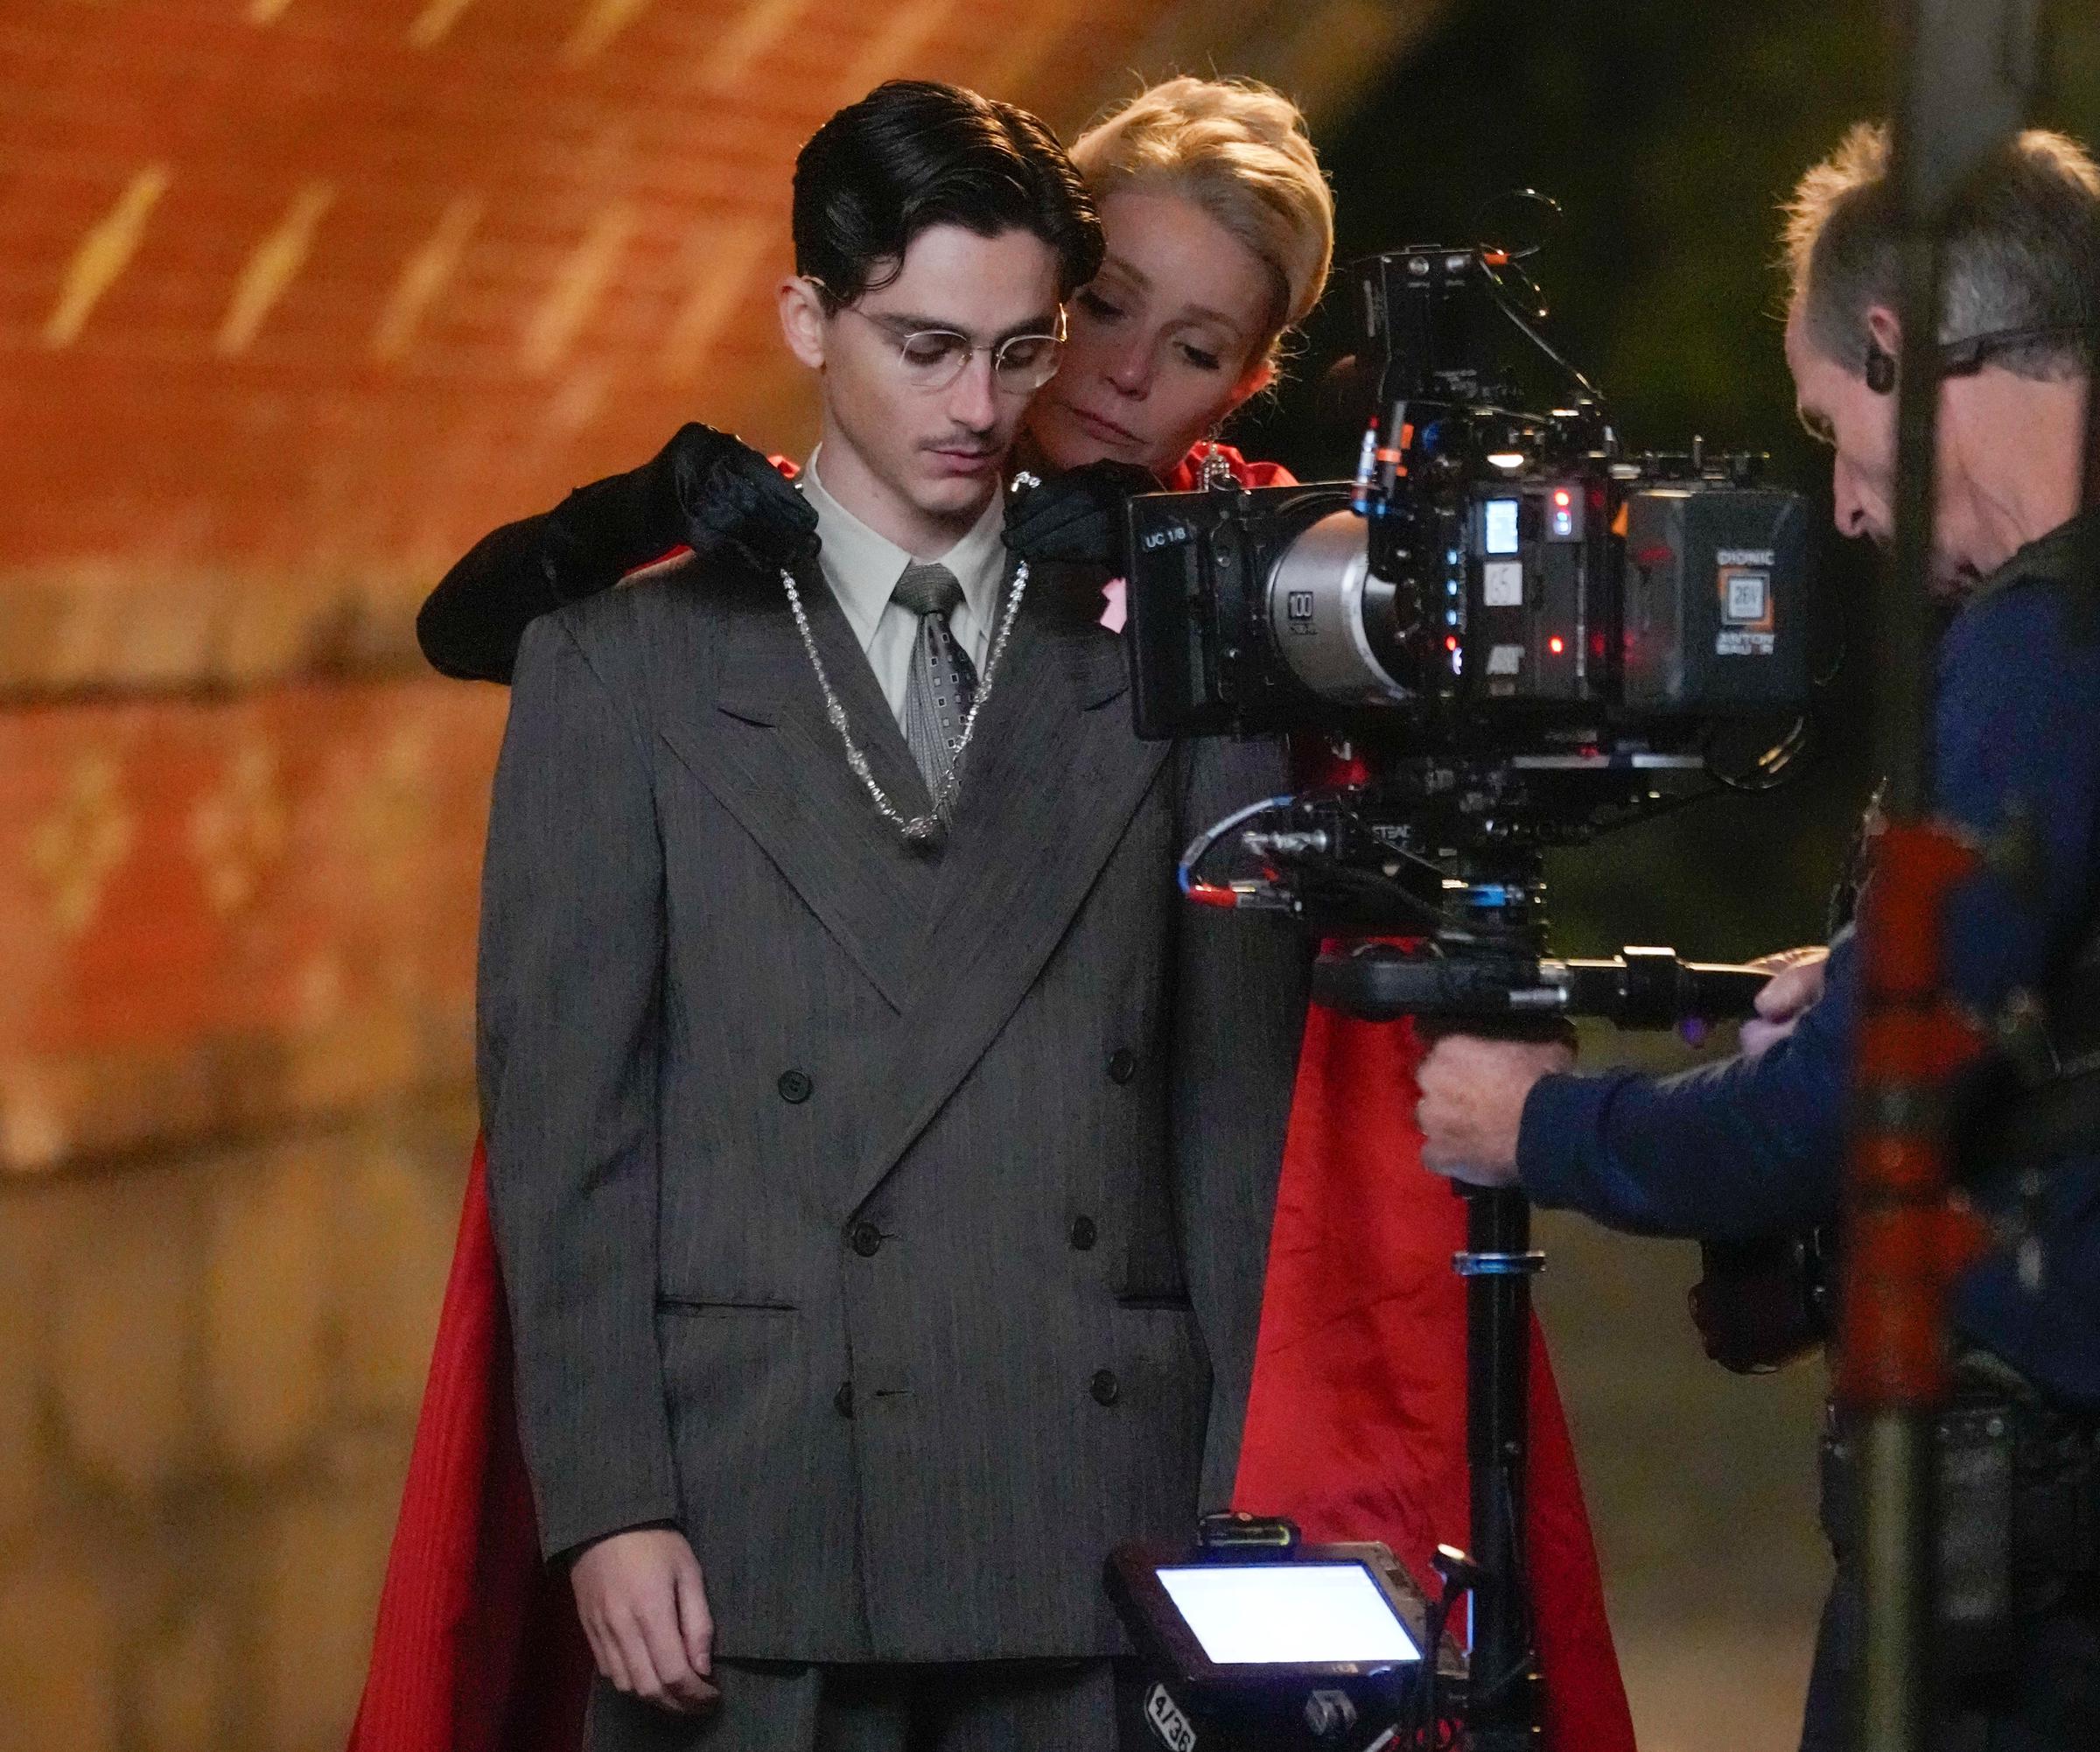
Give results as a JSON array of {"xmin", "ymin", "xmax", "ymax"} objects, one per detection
[
  {"xmin": 834, "ymin": 1381, "xmax": 855, "ymax": 1419},
  {"xmin": 1090, "ymin": 1369, "xmax": 1120, "ymax": 1406},
  {"xmin": 850, "ymin": 1221, "xmax": 884, "ymax": 1258},
  {"xmin": 1107, "ymin": 1048, "xmax": 1138, "ymax": 1084},
  {"xmin": 778, "ymin": 1069, "xmax": 814, "ymax": 1104},
  {"xmin": 1069, "ymin": 1216, "xmax": 1098, "ymax": 1251}
]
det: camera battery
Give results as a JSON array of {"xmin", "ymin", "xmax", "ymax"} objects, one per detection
[{"xmin": 1620, "ymin": 487, "xmax": 1812, "ymax": 711}]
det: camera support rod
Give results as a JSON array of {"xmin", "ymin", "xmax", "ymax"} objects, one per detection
[
  {"xmin": 1455, "ymin": 1188, "xmax": 1544, "ymax": 1752},
  {"xmin": 1320, "ymin": 920, "xmax": 1773, "ymax": 1750},
  {"xmin": 1842, "ymin": 7, "xmax": 2042, "ymax": 1752}
]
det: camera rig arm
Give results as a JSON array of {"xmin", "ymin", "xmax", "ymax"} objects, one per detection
[
  {"xmin": 1181, "ymin": 788, "xmax": 1770, "ymax": 1031},
  {"xmin": 1311, "ymin": 942, "xmax": 1768, "ymax": 1029}
]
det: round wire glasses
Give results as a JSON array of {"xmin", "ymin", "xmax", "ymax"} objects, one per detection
[{"xmin": 819, "ymin": 291, "xmax": 1068, "ymax": 395}]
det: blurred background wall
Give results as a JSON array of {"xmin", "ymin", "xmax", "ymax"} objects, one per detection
[
  {"xmin": 0, "ymin": 4, "xmax": 1432, "ymax": 1748},
  {"xmin": 4, "ymin": 4, "xmax": 2096, "ymax": 1751}
]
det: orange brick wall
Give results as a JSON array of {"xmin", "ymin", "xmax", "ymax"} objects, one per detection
[
  {"xmin": 1, "ymin": 0, "xmax": 1174, "ymax": 693},
  {"xmin": 0, "ymin": 4, "xmax": 1427, "ymax": 1747}
]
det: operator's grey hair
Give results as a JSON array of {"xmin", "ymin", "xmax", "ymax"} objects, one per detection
[{"xmin": 1782, "ymin": 122, "xmax": 2100, "ymax": 381}]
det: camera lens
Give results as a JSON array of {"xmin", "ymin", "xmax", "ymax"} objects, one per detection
[{"xmin": 1264, "ymin": 509, "xmax": 1423, "ymax": 707}]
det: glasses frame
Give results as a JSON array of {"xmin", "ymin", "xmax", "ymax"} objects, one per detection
[{"xmin": 808, "ymin": 281, "xmax": 1068, "ymax": 395}]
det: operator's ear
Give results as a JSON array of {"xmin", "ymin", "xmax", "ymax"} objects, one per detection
[
  {"xmin": 1864, "ymin": 305, "xmax": 1903, "ymax": 361},
  {"xmin": 779, "ymin": 277, "xmax": 829, "ymax": 370}
]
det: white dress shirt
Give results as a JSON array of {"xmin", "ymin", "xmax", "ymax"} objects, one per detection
[{"xmin": 799, "ymin": 450, "xmax": 1008, "ymax": 728}]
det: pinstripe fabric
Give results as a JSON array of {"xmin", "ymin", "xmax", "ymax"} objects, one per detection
[
  {"xmin": 477, "ymin": 557, "xmax": 1306, "ymax": 1696},
  {"xmin": 584, "ymin": 1657, "xmax": 1123, "ymax": 1751}
]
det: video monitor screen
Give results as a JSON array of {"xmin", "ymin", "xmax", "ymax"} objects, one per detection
[
  {"xmin": 1155, "ymin": 1562, "xmax": 1423, "ymax": 1666},
  {"xmin": 1483, "ymin": 498, "xmax": 1522, "ymax": 556}
]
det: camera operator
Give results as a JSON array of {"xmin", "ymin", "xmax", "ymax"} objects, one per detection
[{"xmin": 1415, "ymin": 123, "xmax": 2100, "ymax": 1751}]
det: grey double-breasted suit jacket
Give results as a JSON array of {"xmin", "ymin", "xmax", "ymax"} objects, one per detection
[{"xmin": 477, "ymin": 552, "xmax": 1306, "ymax": 1664}]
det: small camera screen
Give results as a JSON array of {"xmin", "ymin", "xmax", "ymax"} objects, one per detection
[
  {"xmin": 1156, "ymin": 1562, "xmax": 1422, "ymax": 1666},
  {"xmin": 1483, "ymin": 499, "xmax": 1521, "ymax": 556}
]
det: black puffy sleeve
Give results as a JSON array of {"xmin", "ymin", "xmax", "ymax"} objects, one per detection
[{"xmin": 416, "ymin": 450, "xmax": 687, "ymax": 683}]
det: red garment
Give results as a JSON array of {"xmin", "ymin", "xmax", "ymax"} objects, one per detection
[
  {"xmin": 348, "ymin": 1141, "xmax": 592, "ymax": 1752},
  {"xmin": 1233, "ymin": 1011, "xmax": 1634, "ymax": 1750},
  {"xmin": 1157, "ymin": 439, "xmax": 1295, "ymax": 494},
  {"xmin": 350, "ymin": 441, "xmax": 1631, "ymax": 1751}
]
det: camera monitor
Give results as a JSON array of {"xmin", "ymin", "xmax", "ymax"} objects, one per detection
[
  {"xmin": 1158, "ymin": 1563, "xmax": 1420, "ymax": 1667},
  {"xmin": 1109, "ymin": 1540, "xmax": 1439, "ymax": 1687}
]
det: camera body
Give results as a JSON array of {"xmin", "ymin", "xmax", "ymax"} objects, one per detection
[
  {"xmin": 1124, "ymin": 242, "xmax": 1822, "ymax": 967},
  {"xmin": 1126, "ymin": 429, "xmax": 1814, "ymax": 753},
  {"xmin": 1124, "ymin": 248, "xmax": 1813, "ymax": 756}
]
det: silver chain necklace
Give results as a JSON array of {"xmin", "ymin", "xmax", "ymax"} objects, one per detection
[{"xmin": 777, "ymin": 557, "xmax": 1031, "ymax": 848}]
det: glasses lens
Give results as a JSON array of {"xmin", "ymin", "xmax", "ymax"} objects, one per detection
[
  {"xmin": 898, "ymin": 331, "xmax": 971, "ymax": 387},
  {"xmin": 993, "ymin": 334, "xmax": 1062, "ymax": 390}
]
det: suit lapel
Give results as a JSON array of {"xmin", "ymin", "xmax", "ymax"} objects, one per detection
[
  {"xmin": 659, "ymin": 571, "xmax": 937, "ymax": 1012},
  {"xmin": 841, "ymin": 566, "xmax": 1170, "ymax": 1214}
]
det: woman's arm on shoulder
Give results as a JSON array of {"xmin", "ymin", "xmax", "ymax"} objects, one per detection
[{"xmin": 416, "ymin": 424, "xmax": 813, "ymax": 683}]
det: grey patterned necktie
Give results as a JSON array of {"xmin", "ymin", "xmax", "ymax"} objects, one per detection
[{"xmin": 892, "ymin": 561, "xmax": 978, "ymax": 818}]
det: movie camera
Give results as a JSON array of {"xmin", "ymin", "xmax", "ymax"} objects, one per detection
[
  {"xmin": 1111, "ymin": 234, "xmax": 1823, "ymax": 1751},
  {"xmin": 1124, "ymin": 239, "xmax": 1817, "ymax": 1019}
]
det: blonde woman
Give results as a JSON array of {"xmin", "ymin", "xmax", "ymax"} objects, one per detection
[{"xmin": 1032, "ymin": 74, "xmax": 1331, "ymax": 485}]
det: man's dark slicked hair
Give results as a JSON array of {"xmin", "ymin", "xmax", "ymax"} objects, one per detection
[{"xmin": 792, "ymin": 81, "xmax": 1104, "ymax": 312}]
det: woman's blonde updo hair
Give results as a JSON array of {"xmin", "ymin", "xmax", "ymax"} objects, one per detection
[{"xmin": 1070, "ymin": 75, "xmax": 1335, "ymax": 364}]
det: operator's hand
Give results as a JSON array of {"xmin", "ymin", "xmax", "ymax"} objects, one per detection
[
  {"xmin": 1003, "ymin": 459, "xmax": 1159, "ymax": 571},
  {"xmin": 1416, "ymin": 1034, "xmax": 1575, "ymax": 1187},
  {"xmin": 1737, "ymin": 945, "xmax": 1830, "ymax": 1058},
  {"xmin": 569, "ymin": 1526, "xmax": 720, "ymax": 1713},
  {"xmin": 662, "ymin": 422, "xmax": 820, "ymax": 578}
]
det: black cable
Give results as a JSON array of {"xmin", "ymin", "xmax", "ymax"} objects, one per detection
[
  {"xmin": 1471, "ymin": 186, "xmax": 1565, "ymax": 266},
  {"xmin": 1476, "ymin": 250, "xmax": 1604, "ymax": 403},
  {"xmin": 1706, "ymin": 715, "xmax": 1812, "ymax": 792}
]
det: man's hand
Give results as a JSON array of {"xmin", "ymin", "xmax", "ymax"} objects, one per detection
[
  {"xmin": 1738, "ymin": 945, "xmax": 1830, "ymax": 1058},
  {"xmin": 569, "ymin": 1526, "xmax": 720, "ymax": 1713},
  {"xmin": 1416, "ymin": 1034, "xmax": 1575, "ymax": 1187}
]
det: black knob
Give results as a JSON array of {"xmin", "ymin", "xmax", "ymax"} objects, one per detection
[
  {"xmin": 778, "ymin": 1069, "xmax": 814, "ymax": 1104},
  {"xmin": 1068, "ymin": 1216, "xmax": 1098, "ymax": 1251},
  {"xmin": 1090, "ymin": 1368, "xmax": 1120, "ymax": 1406},
  {"xmin": 850, "ymin": 1221, "xmax": 884, "ymax": 1258},
  {"xmin": 833, "ymin": 1381, "xmax": 855, "ymax": 1419},
  {"xmin": 1107, "ymin": 1048, "xmax": 1138, "ymax": 1084}
]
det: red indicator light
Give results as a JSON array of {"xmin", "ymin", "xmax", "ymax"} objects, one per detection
[
  {"xmin": 1548, "ymin": 635, "xmax": 1565, "ymax": 655},
  {"xmin": 1553, "ymin": 488, "xmax": 1572, "ymax": 508},
  {"xmin": 1445, "ymin": 634, "xmax": 1460, "ymax": 652}
]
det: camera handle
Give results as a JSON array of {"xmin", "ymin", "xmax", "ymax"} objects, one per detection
[{"xmin": 1312, "ymin": 942, "xmax": 1768, "ymax": 1029}]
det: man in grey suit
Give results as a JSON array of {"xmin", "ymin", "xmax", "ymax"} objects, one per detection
[{"xmin": 477, "ymin": 80, "xmax": 1306, "ymax": 1751}]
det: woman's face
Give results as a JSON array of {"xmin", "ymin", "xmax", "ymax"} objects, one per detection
[{"xmin": 1028, "ymin": 186, "xmax": 1278, "ymax": 478}]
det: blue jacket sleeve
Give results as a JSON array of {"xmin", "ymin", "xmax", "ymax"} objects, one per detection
[
  {"xmin": 1518, "ymin": 932, "xmax": 1856, "ymax": 1238},
  {"xmin": 1517, "ymin": 576, "xmax": 2100, "ymax": 1240}
]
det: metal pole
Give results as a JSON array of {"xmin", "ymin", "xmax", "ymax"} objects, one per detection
[
  {"xmin": 1459, "ymin": 1186, "xmax": 1541, "ymax": 1751},
  {"xmin": 1840, "ymin": 8, "xmax": 2041, "ymax": 1750}
]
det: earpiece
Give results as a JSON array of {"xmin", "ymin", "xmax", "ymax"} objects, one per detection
[{"xmin": 1864, "ymin": 340, "xmax": 1897, "ymax": 394}]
